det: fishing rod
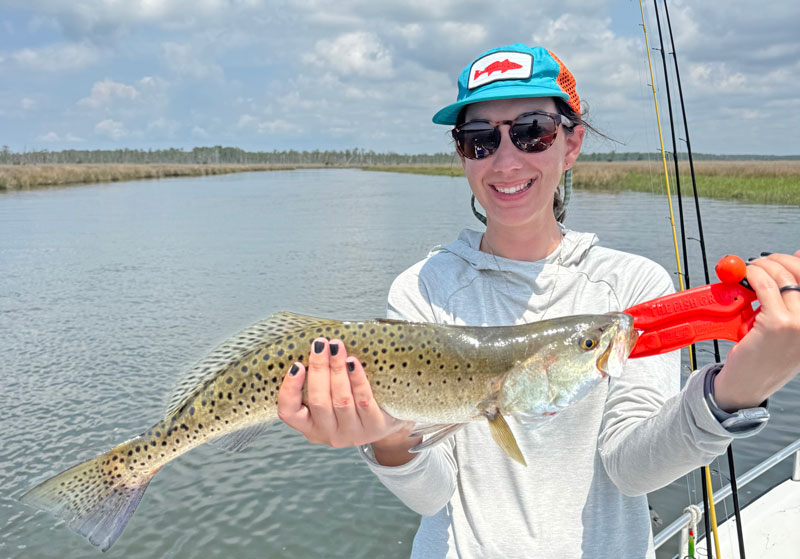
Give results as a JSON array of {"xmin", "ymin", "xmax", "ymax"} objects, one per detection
[
  {"xmin": 638, "ymin": 1, "xmax": 727, "ymax": 556},
  {"xmin": 659, "ymin": 1, "xmax": 747, "ymax": 556},
  {"xmin": 647, "ymin": 3, "xmax": 718, "ymax": 558}
]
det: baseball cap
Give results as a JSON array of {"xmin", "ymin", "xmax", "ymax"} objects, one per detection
[{"xmin": 432, "ymin": 44, "xmax": 580, "ymax": 125}]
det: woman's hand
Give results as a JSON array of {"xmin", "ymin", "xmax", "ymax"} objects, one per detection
[
  {"xmin": 277, "ymin": 337, "xmax": 416, "ymax": 452},
  {"xmin": 714, "ymin": 250, "xmax": 800, "ymax": 411}
]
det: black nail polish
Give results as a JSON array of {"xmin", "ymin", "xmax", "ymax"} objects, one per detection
[
  {"xmin": 289, "ymin": 363, "xmax": 299, "ymax": 376},
  {"xmin": 346, "ymin": 361, "xmax": 355, "ymax": 372},
  {"xmin": 329, "ymin": 343, "xmax": 339, "ymax": 356},
  {"xmin": 314, "ymin": 341, "xmax": 324, "ymax": 354},
  {"xmin": 761, "ymin": 251, "xmax": 773, "ymax": 257}
]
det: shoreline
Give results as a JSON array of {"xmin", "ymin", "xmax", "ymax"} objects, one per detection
[
  {"xmin": 2, "ymin": 162, "xmax": 798, "ymax": 205},
  {"xmin": 0, "ymin": 163, "xmax": 311, "ymax": 192}
]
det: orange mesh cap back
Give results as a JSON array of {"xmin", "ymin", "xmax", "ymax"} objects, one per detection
[{"xmin": 547, "ymin": 50, "xmax": 581, "ymax": 115}]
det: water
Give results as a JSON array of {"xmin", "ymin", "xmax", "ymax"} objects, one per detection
[{"xmin": 0, "ymin": 169, "xmax": 797, "ymax": 558}]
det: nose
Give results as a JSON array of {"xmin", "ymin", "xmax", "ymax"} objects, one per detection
[{"xmin": 491, "ymin": 124, "xmax": 524, "ymax": 173}]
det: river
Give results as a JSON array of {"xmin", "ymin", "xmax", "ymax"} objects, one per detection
[{"xmin": 1, "ymin": 168, "xmax": 798, "ymax": 558}]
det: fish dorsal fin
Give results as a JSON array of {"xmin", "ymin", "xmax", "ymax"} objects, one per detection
[
  {"xmin": 487, "ymin": 413, "xmax": 527, "ymax": 466},
  {"xmin": 165, "ymin": 312, "xmax": 336, "ymax": 416}
]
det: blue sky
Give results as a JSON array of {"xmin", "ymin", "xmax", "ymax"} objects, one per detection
[{"xmin": 1, "ymin": 0, "xmax": 798, "ymax": 155}]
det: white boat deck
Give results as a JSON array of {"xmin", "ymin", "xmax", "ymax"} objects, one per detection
[{"xmin": 696, "ymin": 478, "xmax": 800, "ymax": 558}]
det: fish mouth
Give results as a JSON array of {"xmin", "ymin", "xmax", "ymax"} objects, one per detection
[{"xmin": 595, "ymin": 325, "xmax": 638, "ymax": 378}]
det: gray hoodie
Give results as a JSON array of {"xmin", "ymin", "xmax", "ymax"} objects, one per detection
[{"xmin": 360, "ymin": 228, "xmax": 746, "ymax": 558}]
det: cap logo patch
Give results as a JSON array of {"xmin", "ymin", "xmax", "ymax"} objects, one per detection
[{"xmin": 468, "ymin": 51, "xmax": 532, "ymax": 89}]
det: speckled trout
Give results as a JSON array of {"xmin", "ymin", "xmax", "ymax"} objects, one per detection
[{"xmin": 21, "ymin": 311, "xmax": 636, "ymax": 551}]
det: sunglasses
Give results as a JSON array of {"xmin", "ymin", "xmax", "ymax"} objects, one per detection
[{"xmin": 452, "ymin": 111, "xmax": 573, "ymax": 160}]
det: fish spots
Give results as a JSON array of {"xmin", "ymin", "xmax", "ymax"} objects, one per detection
[
  {"xmin": 226, "ymin": 377, "xmax": 233, "ymax": 384},
  {"xmin": 241, "ymin": 366, "xmax": 248, "ymax": 373}
]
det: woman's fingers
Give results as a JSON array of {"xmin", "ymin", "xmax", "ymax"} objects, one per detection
[
  {"xmin": 327, "ymin": 339, "xmax": 361, "ymax": 446},
  {"xmin": 347, "ymin": 357, "xmax": 383, "ymax": 423},
  {"xmin": 305, "ymin": 337, "xmax": 337, "ymax": 431},
  {"xmin": 277, "ymin": 362, "xmax": 312, "ymax": 432},
  {"xmin": 749, "ymin": 254, "xmax": 800, "ymax": 313}
]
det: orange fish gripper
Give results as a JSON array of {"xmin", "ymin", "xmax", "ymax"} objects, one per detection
[{"xmin": 624, "ymin": 255, "xmax": 759, "ymax": 358}]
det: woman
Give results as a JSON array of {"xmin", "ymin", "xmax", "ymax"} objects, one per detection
[{"xmin": 277, "ymin": 44, "xmax": 800, "ymax": 557}]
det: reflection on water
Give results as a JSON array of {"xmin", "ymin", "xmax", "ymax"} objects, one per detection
[{"xmin": 1, "ymin": 169, "xmax": 798, "ymax": 558}]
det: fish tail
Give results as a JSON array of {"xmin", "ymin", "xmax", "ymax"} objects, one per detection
[{"xmin": 21, "ymin": 438, "xmax": 158, "ymax": 551}]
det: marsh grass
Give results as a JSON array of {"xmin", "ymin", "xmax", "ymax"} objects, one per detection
[
  {"xmin": 0, "ymin": 164, "xmax": 302, "ymax": 191},
  {"xmin": 2, "ymin": 161, "xmax": 798, "ymax": 205},
  {"xmin": 366, "ymin": 161, "xmax": 800, "ymax": 205}
]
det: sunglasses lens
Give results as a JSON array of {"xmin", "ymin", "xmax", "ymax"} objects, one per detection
[
  {"xmin": 510, "ymin": 114, "xmax": 558, "ymax": 153},
  {"xmin": 454, "ymin": 124, "xmax": 499, "ymax": 160}
]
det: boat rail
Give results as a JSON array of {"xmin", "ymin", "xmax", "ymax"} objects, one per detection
[{"xmin": 653, "ymin": 437, "xmax": 800, "ymax": 553}]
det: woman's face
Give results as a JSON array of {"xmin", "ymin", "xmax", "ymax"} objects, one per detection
[{"xmin": 460, "ymin": 97, "xmax": 584, "ymax": 233}]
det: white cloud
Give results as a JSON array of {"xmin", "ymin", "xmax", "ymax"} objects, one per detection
[
  {"xmin": 37, "ymin": 131, "xmax": 84, "ymax": 143},
  {"xmin": 21, "ymin": 98, "xmax": 36, "ymax": 110},
  {"xmin": 79, "ymin": 79, "xmax": 140, "ymax": 109},
  {"xmin": 308, "ymin": 31, "xmax": 394, "ymax": 78},
  {"xmin": 147, "ymin": 117, "xmax": 179, "ymax": 136},
  {"xmin": 8, "ymin": 42, "xmax": 99, "ymax": 71},
  {"xmin": 192, "ymin": 126, "xmax": 209, "ymax": 138},
  {"xmin": 237, "ymin": 114, "xmax": 294, "ymax": 134},
  {"xmin": 161, "ymin": 41, "xmax": 224, "ymax": 80},
  {"xmin": 94, "ymin": 119, "xmax": 128, "ymax": 140}
]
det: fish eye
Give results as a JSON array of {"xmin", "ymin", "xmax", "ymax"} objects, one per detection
[{"xmin": 580, "ymin": 337, "xmax": 598, "ymax": 350}]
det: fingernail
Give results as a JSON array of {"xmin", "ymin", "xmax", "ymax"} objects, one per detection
[
  {"xmin": 760, "ymin": 251, "xmax": 773, "ymax": 257},
  {"xmin": 346, "ymin": 360, "xmax": 355, "ymax": 372},
  {"xmin": 329, "ymin": 343, "xmax": 339, "ymax": 356},
  {"xmin": 289, "ymin": 363, "xmax": 299, "ymax": 376},
  {"xmin": 314, "ymin": 340, "xmax": 324, "ymax": 354}
]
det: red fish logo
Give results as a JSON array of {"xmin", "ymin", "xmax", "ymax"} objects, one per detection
[{"xmin": 473, "ymin": 59, "xmax": 523, "ymax": 80}]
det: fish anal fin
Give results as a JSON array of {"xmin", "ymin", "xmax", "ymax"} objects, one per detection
[
  {"xmin": 209, "ymin": 421, "xmax": 271, "ymax": 453},
  {"xmin": 487, "ymin": 413, "xmax": 527, "ymax": 467}
]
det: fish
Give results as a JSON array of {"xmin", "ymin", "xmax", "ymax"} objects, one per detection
[
  {"xmin": 473, "ymin": 58, "xmax": 523, "ymax": 80},
  {"xmin": 20, "ymin": 311, "xmax": 636, "ymax": 551}
]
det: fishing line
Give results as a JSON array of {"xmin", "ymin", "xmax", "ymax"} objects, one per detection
[{"xmin": 661, "ymin": 1, "xmax": 747, "ymax": 556}]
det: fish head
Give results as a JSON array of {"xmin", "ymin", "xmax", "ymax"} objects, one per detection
[{"xmin": 498, "ymin": 313, "xmax": 637, "ymax": 420}]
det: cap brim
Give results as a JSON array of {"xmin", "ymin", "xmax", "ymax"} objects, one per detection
[{"xmin": 432, "ymin": 85, "xmax": 570, "ymax": 125}]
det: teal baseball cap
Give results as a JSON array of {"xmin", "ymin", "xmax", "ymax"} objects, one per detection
[{"xmin": 432, "ymin": 43, "xmax": 581, "ymax": 125}]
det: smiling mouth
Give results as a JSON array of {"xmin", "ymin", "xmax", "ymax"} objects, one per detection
[{"xmin": 491, "ymin": 179, "xmax": 533, "ymax": 195}]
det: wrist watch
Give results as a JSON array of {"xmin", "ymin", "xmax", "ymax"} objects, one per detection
[{"xmin": 702, "ymin": 363, "xmax": 770, "ymax": 438}]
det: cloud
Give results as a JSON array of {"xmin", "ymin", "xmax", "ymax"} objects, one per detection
[
  {"xmin": 308, "ymin": 31, "xmax": 394, "ymax": 78},
  {"xmin": 21, "ymin": 98, "xmax": 36, "ymax": 110},
  {"xmin": 161, "ymin": 41, "xmax": 224, "ymax": 81},
  {"xmin": 6, "ymin": 41, "xmax": 100, "ymax": 71},
  {"xmin": 79, "ymin": 79, "xmax": 140, "ymax": 109},
  {"xmin": 147, "ymin": 117, "xmax": 179, "ymax": 136},
  {"xmin": 94, "ymin": 118, "xmax": 128, "ymax": 140},
  {"xmin": 37, "ymin": 131, "xmax": 84, "ymax": 143},
  {"xmin": 237, "ymin": 114, "xmax": 294, "ymax": 134}
]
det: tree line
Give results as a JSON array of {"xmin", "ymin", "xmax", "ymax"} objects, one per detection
[{"xmin": 1, "ymin": 145, "xmax": 797, "ymax": 165}]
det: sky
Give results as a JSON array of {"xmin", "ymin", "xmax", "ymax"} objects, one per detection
[{"xmin": 1, "ymin": 0, "xmax": 798, "ymax": 156}]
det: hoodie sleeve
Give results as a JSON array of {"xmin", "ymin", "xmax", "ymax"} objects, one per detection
[
  {"xmin": 596, "ymin": 260, "xmax": 740, "ymax": 496},
  {"xmin": 358, "ymin": 264, "xmax": 459, "ymax": 516}
]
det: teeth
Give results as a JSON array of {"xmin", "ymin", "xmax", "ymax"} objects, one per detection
[{"xmin": 493, "ymin": 179, "xmax": 532, "ymax": 194}]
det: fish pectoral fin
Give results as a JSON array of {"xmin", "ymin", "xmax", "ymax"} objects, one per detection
[
  {"xmin": 408, "ymin": 423, "xmax": 465, "ymax": 453},
  {"xmin": 487, "ymin": 413, "xmax": 527, "ymax": 467}
]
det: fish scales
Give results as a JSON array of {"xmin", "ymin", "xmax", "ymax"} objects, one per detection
[{"xmin": 21, "ymin": 311, "xmax": 635, "ymax": 551}]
